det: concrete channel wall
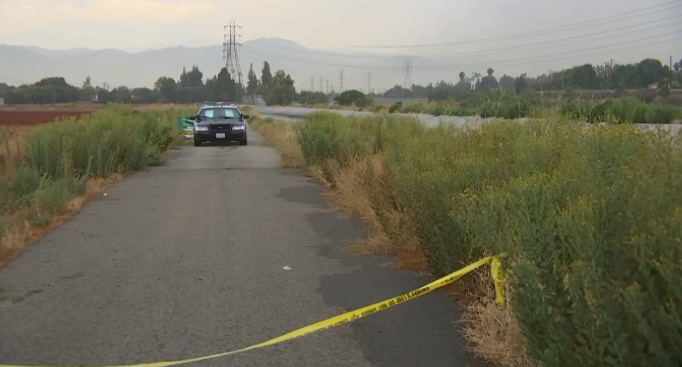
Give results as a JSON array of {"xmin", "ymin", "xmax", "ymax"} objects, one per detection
[{"xmin": 253, "ymin": 106, "xmax": 682, "ymax": 134}]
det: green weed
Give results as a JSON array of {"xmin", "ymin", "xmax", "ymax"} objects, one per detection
[{"xmin": 295, "ymin": 112, "xmax": 682, "ymax": 366}]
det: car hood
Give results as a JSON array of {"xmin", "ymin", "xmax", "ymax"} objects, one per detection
[{"xmin": 195, "ymin": 118, "xmax": 242, "ymax": 125}]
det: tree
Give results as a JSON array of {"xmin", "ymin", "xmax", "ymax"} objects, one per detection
[
  {"xmin": 637, "ymin": 58, "xmax": 665, "ymax": 87},
  {"xmin": 154, "ymin": 77, "xmax": 177, "ymax": 102},
  {"xmin": 458, "ymin": 71, "xmax": 466, "ymax": 81},
  {"xmin": 80, "ymin": 76, "xmax": 96, "ymax": 101},
  {"xmin": 112, "ymin": 86, "xmax": 132, "ymax": 103},
  {"xmin": 131, "ymin": 87, "xmax": 159, "ymax": 103},
  {"xmin": 261, "ymin": 62, "xmax": 273, "ymax": 88},
  {"xmin": 515, "ymin": 74, "xmax": 529, "ymax": 93},
  {"xmin": 335, "ymin": 90, "xmax": 371, "ymax": 107},
  {"xmin": 499, "ymin": 75, "xmax": 515, "ymax": 93},
  {"xmin": 479, "ymin": 68, "xmax": 499, "ymax": 90},
  {"xmin": 180, "ymin": 66, "xmax": 203, "ymax": 88},
  {"xmin": 247, "ymin": 63, "xmax": 258, "ymax": 98},
  {"xmin": 264, "ymin": 70, "xmax": 295, "ymax": 106}
]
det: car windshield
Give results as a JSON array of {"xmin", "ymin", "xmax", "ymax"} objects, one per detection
[{"xmin": 199, "ymin": 108, "xmax": 238, "ymax": 119}]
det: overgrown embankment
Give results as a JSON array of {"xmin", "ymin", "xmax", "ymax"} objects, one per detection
[
  {"xmin": 0, "ymin": 104, "xmax": 194, "ymax": 265},
  {"xmin": 252, "ymin": 112, "xmax": 682, "ymax": 367}
]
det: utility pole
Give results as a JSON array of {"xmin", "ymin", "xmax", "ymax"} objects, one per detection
[
  {"xmin": 319, "ymin": 76, "xmax": 323, "ymax": 93},
  {"xmin": 339, "ymin": 70, "xmax": 344, "ymax": 92},
  {"xmin": 609, "ymin": 59, "xmax": 613, "ymax": 89},
  {"xmin": 224, "ymin": 21, "xmax": 243, "ymax": 101},
  {"xmin": 402, "ymin": 58, "xmax": 412, "ymax": 98},
  {"xmin": 367, "ymin": 73, "xmax": 371, "ymax": 95},
  {"xmin": 605, "ymin": 61, "xmax": 608, "ymax": 90},
  {"xmin": 326, "ymin": 79, "xmax": 329, "ymax": 95},
  {"xmin": 311, "ymin": 77, "xmax": 314, "ymax": 91},
  {"xmin": 671, "ymin": 56, "xmax": 674, "ymax": 89}
]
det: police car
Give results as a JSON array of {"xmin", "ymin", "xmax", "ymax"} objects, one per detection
[{"xmin": 193, "ymin": 102, "xmax": 249, "ymax": 146}]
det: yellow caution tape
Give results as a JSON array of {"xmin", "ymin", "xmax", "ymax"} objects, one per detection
[{"xmin": 0, "ymin": 255, "xmax": 504, "ymax": 367}]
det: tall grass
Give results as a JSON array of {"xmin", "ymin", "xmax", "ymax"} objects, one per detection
[
  {"xmin": 295, "ymin": 111, "xmax": 682, "ymax": 366},
  {"xmin": 0, "ymin": 104, "xmax": 194, "ymax": 262},
  {"xmin": 386, "ymin": 92, "xmax": 682, "ymax": 123}
]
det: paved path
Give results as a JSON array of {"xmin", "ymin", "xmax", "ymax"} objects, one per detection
[{"xmin": 0, "ymin": 127, "xmax": 480, "ymax": 367}]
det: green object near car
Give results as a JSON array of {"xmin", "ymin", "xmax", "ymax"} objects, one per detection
[{"xmin": 178, "ymin": 116, "xmax": 195, "ymax": 137}]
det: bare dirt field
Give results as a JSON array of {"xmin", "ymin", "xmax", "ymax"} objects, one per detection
[{"xmin": 0, "ymin": 103, "xmax": 196, "ymax": 126}]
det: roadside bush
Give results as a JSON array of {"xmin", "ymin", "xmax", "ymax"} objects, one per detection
[
  {"xmin": 401, "ymin": 103, "xmax": 424, "ymax": 114},
  {"xmin": 388, "ymin": 102, "xmax": 402, "ymax": 113},
  {"xmin": 373, "ymin": 105, "xmax": 387, "ymax": 113},
  {"xmin": 298, "ymin": 91, "xmax": 328, "ymax": 105},
  {"xmin": 335, "ymin": 90, "xmax": 372, "ymax": 107},
  {"xmin": 24, "ymin": 105, "xmax": 186, "ymax": 178},
  {"xmin": 295, "ymin": 112, "xmax": 682, "ymax": 367},
  {"xmin": 7, "ymin": 166, "xmax": 43, "ymax": 210},
  {"xmin": 35, "ymin": 178, "xmax": 70, "ymax": 216},
  {"xmin": 1, "ymin": 104, "xmax": 193, "ymax": 261}
]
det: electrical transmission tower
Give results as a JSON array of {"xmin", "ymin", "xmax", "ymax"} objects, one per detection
[
  {"xmin": 339, "ymin": 70, "xmax": 344, "ymax": 92},
  {"xmin": 223, "ymin": 21, "xmax": 243, "ymax": 101},
  {"xmin": 402, "ymin": 58, "xmax": 413, "ymax": 90}
]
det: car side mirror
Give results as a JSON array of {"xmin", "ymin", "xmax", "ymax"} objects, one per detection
[
  {"xmin": 194, "ymin": 115, "xmax": 201, "ymax": 121},
  {"xmin": 242, "ymin": 115, "xmax": 250, "ymax": 119}
]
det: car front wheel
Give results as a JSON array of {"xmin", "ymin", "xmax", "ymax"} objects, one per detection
[
  {"xmin": 240, "ymin": 135, "xmax": 248, "ymax": 146},
  {"xmin": 194, "ymin": 138, "xmax": 202, "ymax": 147}
]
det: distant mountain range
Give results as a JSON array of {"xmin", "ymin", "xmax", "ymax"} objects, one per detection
[{"xmin": 0, "ymin": 38, "xmax": 458, "ymax": 92}]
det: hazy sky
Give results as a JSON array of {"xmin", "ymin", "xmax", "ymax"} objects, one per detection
[{"xmin": 1, "ymin": 0, "xmax": 680, "ymax": 86}]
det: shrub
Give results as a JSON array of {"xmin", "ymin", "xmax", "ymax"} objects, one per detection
[
  {"xmin": 24, "ymin": 104, "xmax": 187, "ymax": 178},
  {"xmin": 388, "ymin": 102, "xmax": 402, "ymax": 113},
  {"xmin": 35, "ymin": 178, "xmax": 71, "ymax": 215},
  {"xmin": 373, "ymin": 105, "xmax": 387, "ymax": 113},
  {"xmin": 401, "ymin": 103, "xmax": 424, "ymax": 114},
  {"xmin": 298, "ymin": 91, "xmax": 328, "ymax": 105},
  {"xmin": 335, "ymin": 90, "xmax": 372, "ymax": 107},
  {"xmin": 295, "ymin": 113, "xmax": 682, "ymax": 366},
  {"xmin": 10, "ymin": 167, "xmax": 43, "ymax": 203}
]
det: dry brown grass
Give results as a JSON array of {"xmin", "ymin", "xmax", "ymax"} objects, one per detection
[
  {"xmin": 461, "ymin": 271, "xmax": 535, "ymax": 367},
  {"xmin": 0, "ymin": 175, "xmax": 122, "ymax": 267},
  {"xmin": 251, "ymin": 121, "xmax": 305, "ymax": 169},
  {"xmin": 253, "ymin": 117, "xmax": 532, "ymax": 367}
]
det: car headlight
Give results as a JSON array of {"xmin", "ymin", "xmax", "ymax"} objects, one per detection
[
  {"xmin": 232, "ymin": 125, "xmax": 245, "ymax": 131},
  {"xmin": 195, "ymin": 126, "xmax": 209, "ymax": 132}
]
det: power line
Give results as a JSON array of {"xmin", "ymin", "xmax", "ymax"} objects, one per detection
[
  {"xmin": 238, "ymin": 27, "xmax": 679, "ymax": 78},
  {"xmin": 240, "ymin": 47, "xmax": 401, "ymax": 70},
  {"xmin": 0, "ymin": 75, "xmax": 31, "ymax": 84},
  {"xmin": 245, "ymin": 16, "xmax": 680, "ymax": 61},
  {"xmin": 426, "ymin": 34, "xmax": 682, "ymax": 71},
  {"xmin": 420, "ymin": 15, "xmax": 682, "ymax": 58},
  {"xmin": 343, "ymin": 1, "xmax": 682, "ymax": 48}
]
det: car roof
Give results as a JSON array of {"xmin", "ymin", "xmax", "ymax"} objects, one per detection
[{"xmin": 201, "ymin": 102, "xmax": 237, "ymax": 108}]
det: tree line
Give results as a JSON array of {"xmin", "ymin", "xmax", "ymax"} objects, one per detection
[
  {"xmin": 382, "ymin": 57, "xmax": 681, "ymax": 102},
  {"xmin": 1, "ymin": 57, "xmax": 679, "ymax": 105},
  {"xmin": 0, "ymin": 62, "xmax": 298, "ymax": 106}
]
